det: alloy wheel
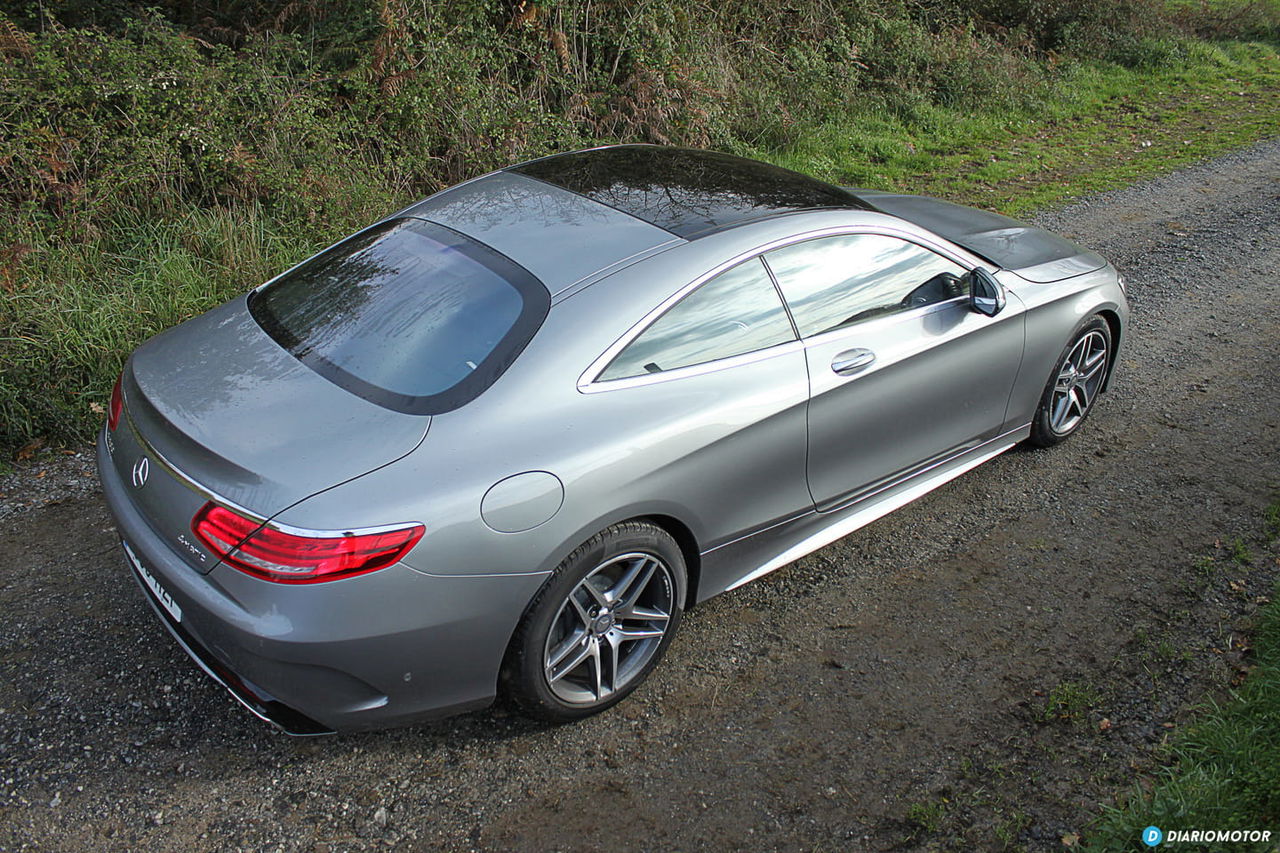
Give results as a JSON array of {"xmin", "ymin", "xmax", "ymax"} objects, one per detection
[
  {"xmin": 1049, "ymin": 329, "xmax": 1108, "ymax": 434},
  {"xmin": 542, "ymin": 552, "xmax": 675, "ymax": 705}
]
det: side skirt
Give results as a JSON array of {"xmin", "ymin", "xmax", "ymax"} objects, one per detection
[{"xmin": 696, "ymin": 425, "xmax": 1031, "ymax": 602}]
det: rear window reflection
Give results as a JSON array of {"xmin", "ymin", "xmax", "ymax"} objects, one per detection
[{"xmin": 250, "ymin": 219, "xmax": 548, "ymax": 414}]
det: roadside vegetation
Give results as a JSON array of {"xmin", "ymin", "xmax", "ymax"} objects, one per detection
[
  {"xmin": 1, "ymin": 0, "xmax": 1279, "ymax": 455},
  {"xmin": 1088, "ymin": 500, "xmax": 1280, "ymax": 852}
]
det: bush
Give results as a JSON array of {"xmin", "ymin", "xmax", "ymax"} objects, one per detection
[{"xmin": 0, "ymin": 0, "xmax": 1274, "ymax": 452}]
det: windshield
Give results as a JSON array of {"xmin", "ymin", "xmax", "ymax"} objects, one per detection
[{"xmin": 249, "ymin": 218, "xmax": 549, "ymax": 414}]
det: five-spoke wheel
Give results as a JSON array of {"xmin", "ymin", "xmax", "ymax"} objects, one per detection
[
  {"xmin": 503, "ymin": 522, "xmax": 685, "ymax": 721},
  {"xmin": 543, "ymin": 552, "xmax": 675, "ymax": 704},
  {"xmin": 1029, "ymin": 315, "xmax": 1112, "ymax": 447}
]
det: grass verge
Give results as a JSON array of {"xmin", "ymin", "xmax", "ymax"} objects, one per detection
[
  {"xmin": 1087, "ymin": 501, "xmax": 1280, "ymax": 852},
  {"xmin": 761, "ymin": 39, "xmax": 1280, "ymax": 214}
]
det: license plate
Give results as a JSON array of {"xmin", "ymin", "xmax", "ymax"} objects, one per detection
[{"xmin": 122, "ymin": 540, "xmax": 183, "ymax": 623}]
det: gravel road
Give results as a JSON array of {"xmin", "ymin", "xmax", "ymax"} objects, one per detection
[{"xmin": 2, "ymin": 140, "xmax": 1279, "ymax": 852}]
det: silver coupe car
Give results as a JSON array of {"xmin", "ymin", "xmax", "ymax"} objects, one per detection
[{"xmin": 98, "ymin": 145, "xmax": 1127, "ymax": 733}]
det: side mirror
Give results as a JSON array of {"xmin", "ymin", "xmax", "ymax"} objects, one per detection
[{"xmin": 966, "ymin": 268, "xmax": 1006, "ymax": 317}]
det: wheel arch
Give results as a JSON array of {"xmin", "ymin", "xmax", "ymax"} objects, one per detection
[
  {"xmin": 1096, "ymin": 307, "xmax": 1123, "ymax": 392},
  {"xmin": 539, "ymin": 506, "xmax": 706, "ymax": 610},
  {"xmin": 630, "ymin": 513, "xmax": 702, "ymax": 609}
]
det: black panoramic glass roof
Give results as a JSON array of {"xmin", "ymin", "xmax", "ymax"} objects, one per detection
[{"xmin": 509, "ymin": 146, "xmax": 867, "ymax": 239}]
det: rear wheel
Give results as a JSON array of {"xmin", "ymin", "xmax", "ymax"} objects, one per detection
[
  {"xmin": 1028, "ymin": 316, "xmax": 1112, "ymax": 447},
  {"xmin": 502, "ymin": 522, "xmax": 686, "ymax": 722}
]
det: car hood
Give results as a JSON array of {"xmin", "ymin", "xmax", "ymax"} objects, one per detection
[
  {"xmin": 847, "ymin": 189, "xmax": 1107, "ymax": 283},
  {"xmin": 123, "ymin": 295, "xmax": 430, "ymax": 518}
]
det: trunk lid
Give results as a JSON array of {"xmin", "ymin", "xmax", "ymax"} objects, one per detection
[{"xmin": 110, "ymin": 296, "xmax": 429, "ymax": 572}]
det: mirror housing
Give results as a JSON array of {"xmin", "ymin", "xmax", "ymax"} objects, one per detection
[{"xmin": 966, "ymin": 268, "xmax": 1006, "ymax": 317}]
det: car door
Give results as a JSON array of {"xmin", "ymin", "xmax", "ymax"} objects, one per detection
[
  {"xmin": 581, "ymin": 255, "xmax": 813, "ymax": 550},
  {"xmin": 764, "ymin": 231, "xmax": 1025, "ymax": 511}
]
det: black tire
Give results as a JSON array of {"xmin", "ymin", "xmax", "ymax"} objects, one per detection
[
  {"xmin": 1027, "ymin": 315, "xmax": 1112, "ymax": 448},
  {"xmin": 501, "ymin": 521, "xmax": 686, "ymax": 722}
]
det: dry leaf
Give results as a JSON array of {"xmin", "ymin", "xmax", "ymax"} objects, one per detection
[
  {"xmin": 15, "ymin": 437, "xmax": 45, "ymax": 461},
  {"xmin": 89, "ymin": 402, "xmax": 105, "ymax": 415},
  {"xmin": 1062, "ymin": 832, "xmax": 1080, "ymax": 846},
  {"xmin": 1098, "ymin": 718, "xmax": 1112, "ymax": 731}
]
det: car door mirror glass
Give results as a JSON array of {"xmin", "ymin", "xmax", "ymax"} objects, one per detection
[{"xmin": 966, "ymin": 268, "xmax": 1006, "ymax": 317}]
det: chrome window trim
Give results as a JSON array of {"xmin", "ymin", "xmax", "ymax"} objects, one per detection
[
  {"xmin": 578, "ymin": 224, "xmax": 984, "ymax": 393},
  {"xmin": 578, "ymin": 338, "xmax": 807, "ymax": 393}
]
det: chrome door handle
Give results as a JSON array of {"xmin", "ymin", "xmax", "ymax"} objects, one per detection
[{"xmin": 831, "ymin": 348, "xmax": 876, "ymax": 375}]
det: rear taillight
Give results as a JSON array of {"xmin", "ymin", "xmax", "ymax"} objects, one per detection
[
  {"xmin": 191, "ymin": 503, "xmax": 424, "ymax": 584},
  {"xmin": 107, "ymin": 373, "xmax": 124, "ymax": 431}
]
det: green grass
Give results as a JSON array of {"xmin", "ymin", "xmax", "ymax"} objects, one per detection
[
  {"xmin": 1265, "ymin": 498, "xmax": 1280, "ymax": 543},
  {"xmin": 1, "ymin": 206, "xmax": 321, "ymax": 450},
  {"xmin": 1042, "ymin": 680, "xmax": 1104, "ymax": 724},
  {"xmin": 906, "ymin": 800, "xmax": 947, "ymax": 835},
  {"xmin": 757, "ymin": 39, "xmax": 1280, "ymax": 214},
  {"xmin": 1228, "ymin": 537, "xmax": 1255, "ymax": 566},
  {"xmin": 1087, "ymin": 526, "xmax": 1280, "ymax": 851}
]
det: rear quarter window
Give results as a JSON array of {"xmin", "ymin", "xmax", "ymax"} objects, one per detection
[
  {"xmin": 249, "ymin": 218, "xmax": 549, "ymax": 415},
  {"xmin": 599, "ymin": 256, "xmax": 797, "ymax": 380}
]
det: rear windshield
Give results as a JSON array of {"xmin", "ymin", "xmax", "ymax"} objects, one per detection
[{"xmin": 249, "ymin": 218, "xmax": 549, "ymax": 415}]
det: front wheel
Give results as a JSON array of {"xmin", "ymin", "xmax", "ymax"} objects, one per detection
[
  {"xmin": 1027, "ymin": 315, "xmax": 1112, "ymax": 447},
  {"xmin": 502, "ymin": 522, "xmax": 686, "ymax": 722}
]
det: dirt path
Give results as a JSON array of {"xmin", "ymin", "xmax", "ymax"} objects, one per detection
[{"xmin": 2, "ymin": 141, "xmax": 1279, "ymax": 852}]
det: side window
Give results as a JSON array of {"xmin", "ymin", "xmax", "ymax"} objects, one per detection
[
  {"xmin": 599, "ymin": 257, "xmax": 797, "ymax": 381},
  {"xmin": 766, "ymin": 234, "xmax": 967, "ymax": 338}
]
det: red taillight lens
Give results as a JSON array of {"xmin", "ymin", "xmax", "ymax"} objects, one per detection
[
  {"xmin": 191, "ymin": 503, "xmax": 424, "ymax": 584},
  {"xmin": 107, "ymin": 373, "xmax": 124, "ymax": 431}
]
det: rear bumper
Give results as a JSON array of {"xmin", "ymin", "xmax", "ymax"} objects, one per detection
[
  {"xmin": 97, "ymin": 428, "xmax": 549, "ymax": 733},
  {"xmin": 120, "ymin": 539, "xmax": 334, "ymax": 735}
]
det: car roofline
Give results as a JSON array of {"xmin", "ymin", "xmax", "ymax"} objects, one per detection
[{"xmin": 550, "ymin": 207, "xmax": 997, "ymax": 307}]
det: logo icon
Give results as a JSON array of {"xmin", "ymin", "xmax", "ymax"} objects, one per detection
[
  {"xmin": 1143, "ymin": 826, "xmax": 1163, "ymax": 847},
  {"xmin": 131, "ymin": 456, "xmax": 150, "ymax": 488}
]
